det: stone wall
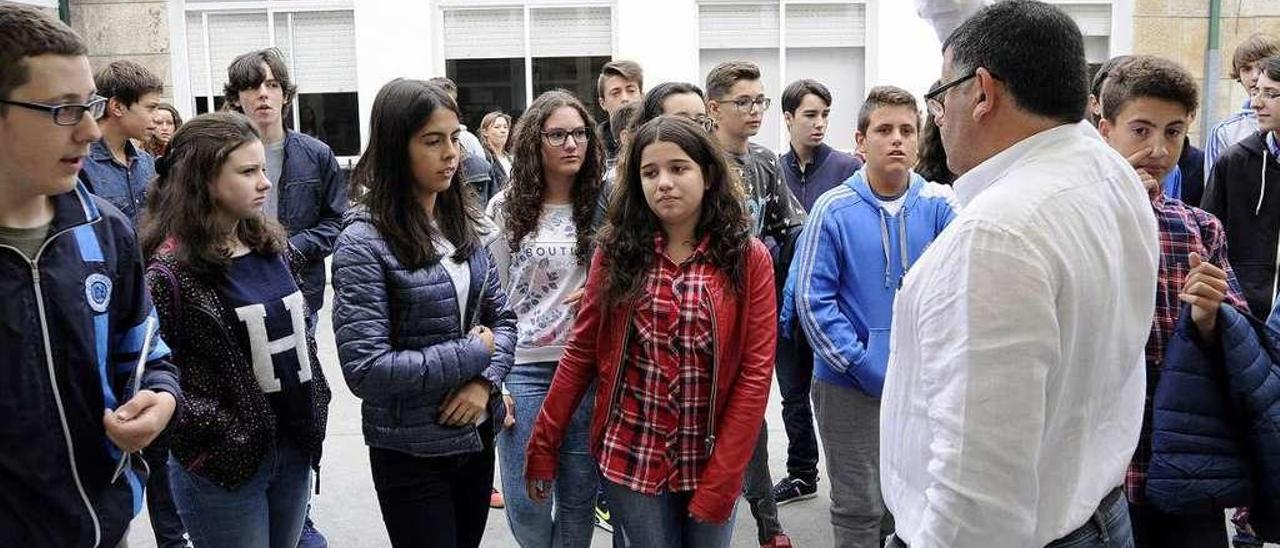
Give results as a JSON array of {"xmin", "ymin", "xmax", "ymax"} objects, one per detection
[
  {"xmin": 67, "ymin": 0, "xmax": 172, "ymax": 102},
  {"xmin": 1133, "ymin": 0, "xmax": 1280, "ymax": 138}
]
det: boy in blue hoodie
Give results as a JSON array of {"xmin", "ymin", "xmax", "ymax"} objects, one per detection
[{"xmin": 790, "ymin": 86, "xmax": 958, "ymax": 548}]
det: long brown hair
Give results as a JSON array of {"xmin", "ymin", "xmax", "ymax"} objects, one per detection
[
  {"xmin": 143, "ymin": 102, "xmax": 182, "ymax": 157},
  {"xmin": 140, "ymin": 112, "xmax": 286, "ymax": 276},
  {"xmin": 350, "ymin": 78, "xmax": 481, "ymax": 269},
  {"xmin": 503, "ymin": 90, "xmax": 603, "ymax": 264},
  {"xmin": 597, "ymin": 115, "xmax": 751, "ymax": 306}
]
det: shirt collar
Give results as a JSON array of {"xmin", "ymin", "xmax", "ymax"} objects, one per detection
[
  {"xmin": 89, "ymin": 137, "xmax": 139, "ymax": 163},
  {"xmin": 953, "ymin": 123, "xmax": 1084, "ymax": 206},
  {"xmin": 1268, "ymin": 131, "xmax": 1280, "ymax": 158},
  {"xmin": 653, "ymin": 231, "xmax": 712, "ymax": 264}
]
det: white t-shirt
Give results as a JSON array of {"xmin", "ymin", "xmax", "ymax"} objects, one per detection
[
  {"xmin": 486, "ymin": 190, "xmax": 588, "ymax": 365},
  {"xmin": 432, "ymin": 230, "xmax": 471, "ymax": 332}
]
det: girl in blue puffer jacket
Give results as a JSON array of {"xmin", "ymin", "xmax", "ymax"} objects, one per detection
[{"xmin": 331, "ymin": 79, "xmax": 517, "ymax": 548}]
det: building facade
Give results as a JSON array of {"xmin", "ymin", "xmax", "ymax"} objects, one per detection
[{"xmin": 21, "ymin": 0, "xmax": 1145, "ymax": 159}]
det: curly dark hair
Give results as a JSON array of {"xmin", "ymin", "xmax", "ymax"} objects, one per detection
[
  {"xmin": 503, "ymin": 89, "xmax": 604, "ymax": 264},
  {"xmin": 139, "ymin": 112, "xmax": 286, "ymax": 275},
  {"xmin": 350, "ymin": 78, "xmax": 481, "ymax": 270},
  {"xmin": 598, "ymin": 115, "xmax": 751, "ymax": 306}
]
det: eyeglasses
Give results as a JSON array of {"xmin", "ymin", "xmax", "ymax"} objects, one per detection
[
  {"xmin": 1256, "ymin": 88, "xmax": 1280, "ymax": 101},
  {"xmin": 680, "ymin": 112, "xmax": 717, "ymax": 133},
  {"xmin": 924, "ymin": 71, "xmax": 977, "ymax": 118},
  {"xmin": 722, "ymin": 96, "xmax": 771, "ymax": 114},
  {"xmin": 0, "ymin": 95, "xmax": 107, "ymax": 126},
  {"xmin": 541, "ymin": 127, "xmax": 590, "ymax": 148}
]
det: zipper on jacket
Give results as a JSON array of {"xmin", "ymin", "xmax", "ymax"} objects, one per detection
[
  {"xmin": 2, "ymin": 220, "xmax": 106, "ymax": 548},
  {"xmin": 702, "ymin": 289, "xmax": 721, "ymax": 457}
]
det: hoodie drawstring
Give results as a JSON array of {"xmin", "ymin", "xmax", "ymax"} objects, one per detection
[
  {"xmin": 879, "ymin": 208, "xmax": 913, "ymax": 289},
  {"xmin": 1257, "ymin": 148, "xmax": 1268, "ymax": 215},
  {"xmin": 879, "ymin": 211, "xmax": 893, "ymax": 289}
]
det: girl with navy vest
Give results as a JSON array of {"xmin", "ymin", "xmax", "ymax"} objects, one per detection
[
  {"xmin": 140, "ymin": 112, "xmax": 331, "ymax": 548},
  {"xmin": 331, "ymin": 79, "xmax": 516, "ymax": 548}
]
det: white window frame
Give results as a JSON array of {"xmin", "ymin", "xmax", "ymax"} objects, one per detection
[
  {"xmin": 169, "ymin": 0, "xmax": 358, "ymax": 161},
  {"xmin": 434, "ymin": 1, "xmax": 615, "ymax": 107},
  {"xmin": 697, "ymin": 0, "xmax": 869, "ymax": 150}
]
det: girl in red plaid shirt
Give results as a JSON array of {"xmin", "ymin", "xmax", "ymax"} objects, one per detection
[{"xmin": 526, "ymin": 115, "xmax": 778, "ymax": 548}]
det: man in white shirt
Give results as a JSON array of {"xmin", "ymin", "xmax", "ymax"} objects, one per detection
[{"xmin": 880, "ymin": 2, "xmax": 1159, "ymax": 547}]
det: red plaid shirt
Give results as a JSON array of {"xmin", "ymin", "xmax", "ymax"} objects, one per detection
[
  {"xmin": 1125, "ymin": 193, "xmax": 1247, "ymax": 504},
  {"xmin": 598, "ymin": 234, "xmax": 716, "ymax": 495}
]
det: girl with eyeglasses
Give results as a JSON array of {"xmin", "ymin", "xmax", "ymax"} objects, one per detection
[
  {"xmin": 486, "ymin": 89, "xmax": 608, "ymax": 548},
  {"xmin": 526, "ymin": 115, "xmax": 777, "ymax": 547}
]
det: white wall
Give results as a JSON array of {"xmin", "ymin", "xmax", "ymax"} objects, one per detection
[
  {"xmin": 353, "ymin": 0, "xmax": 438, "ymax": 147},
  {"xmin": 866, "ymin": 0, "xmax": 944, "ymax": 102},
  {"xmin": 615, "ymin": 0, "xmax": 700, "ymax": 85}
]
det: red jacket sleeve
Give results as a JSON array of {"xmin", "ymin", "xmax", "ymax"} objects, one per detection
[
  {"xmin": 689, "ymin": 240, "xmax": 778, "ymax": 522},
  {"xmin": 525, "ymin": 251, "xmax": 607, "ymax": 481}
]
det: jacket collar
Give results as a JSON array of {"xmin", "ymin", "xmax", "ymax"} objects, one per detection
[
  {"xmin": 89, "ymin": 137, "xmax": 137, "ymax": 164},
  {"xmin": 847, "ymin": 168, "xmax": 925, "ymax": 213},
  {"xmin": 786, "ymin": 143, "xmax": 833, "ymax": 174},
  {"xmin": 48, "ymin": 179, "xmax": 103, "ymax": 234}
]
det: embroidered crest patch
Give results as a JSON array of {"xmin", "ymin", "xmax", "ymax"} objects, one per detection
[{"xmin": 85, "ymin": 273, "xmax": 112, "ymax": 313}]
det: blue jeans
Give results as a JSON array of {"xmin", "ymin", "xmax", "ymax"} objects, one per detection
[
  {"xmin": 604, "ymin": 479, "xmax": 737, "ymax": 548},
  {"xmin": 169, "ymin": 440, "xmax": 313, "ymax": 548},
  {"xmin": 497, "ymin": 362, "xmax": 597, "ymax": 548}
]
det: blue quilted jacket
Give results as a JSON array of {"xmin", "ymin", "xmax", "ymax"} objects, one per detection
[
  {"xmin": 1150, "ymin": 305, "xmax": 1280, "ymax": 540},
  {"xmin": 331, "ymin": 210, "xmax": 516, "ymax": 458}
]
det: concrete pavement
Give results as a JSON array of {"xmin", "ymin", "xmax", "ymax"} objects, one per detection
[{"xmin": 126, "ymin": 288, "xmax": 836, "ymax": 547}]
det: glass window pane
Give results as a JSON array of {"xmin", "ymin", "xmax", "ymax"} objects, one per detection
[
  {"xmin": 447, "ymin": 58, "xmax": 527, "ymax": 133},
  {"xmin": 532, "ymin": 56, "xmax": 611, "ymax": 124},
  {"xmin": 297, "ymin": 92, "xmax": 361, "ymax": 157}
]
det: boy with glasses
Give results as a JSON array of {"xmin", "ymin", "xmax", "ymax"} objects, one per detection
[
  {"xmin": 884, "ymin": 2, "xmax": 1159, "ymax": 546},
  {"xmin": 0, "ymin": 6, "xmax": 180, "ymax": 547},
  {"xmin": 706, "ymin": 60, "xmax": 803, "ymax": 548},
  {"xmin": 81, "ymin": 60, "xmax": 163, "ymax": 227},
  {"xmin": 1203, "ymin": 55, "xmax": 1280, "ymax": 320}
]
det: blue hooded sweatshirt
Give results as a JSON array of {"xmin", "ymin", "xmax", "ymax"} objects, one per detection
[{"xmin": 790, "ymin": 170, "xmax": 958, "ymax": 397}]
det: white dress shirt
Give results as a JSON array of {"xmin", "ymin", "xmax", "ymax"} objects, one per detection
[{"xmin": 880, "ymin": 124, "xmax": 1159, "ymax": 548}]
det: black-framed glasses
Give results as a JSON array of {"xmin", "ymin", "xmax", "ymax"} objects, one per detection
[
  {"xmin": 541, "ymin": 127, "xmax": 590, "ymax": 148},
  {"xmin": 722, "ymin": 96, "xmax": 771, "ymax": 114},
  {"xmin": 0, "ymin": 95, "xmax": 107, "ymax": 126},
  {"xmin": 925, "ymin": 71, "xmax": 977, "ymax": 118}
]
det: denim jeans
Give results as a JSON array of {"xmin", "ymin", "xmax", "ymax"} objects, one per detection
[
  {"xmin": 496, "ymin": 363, "xmax": 598, "ymax": 548},
  {"xmin": 141, "ymin": 440, "xmax": 188, "ymax": 548},
  {"xmin": 774, "ymin": 329, "xmax": 819, "ymax": 481},
  {"xmin": 604, "ymin": 479, "xmax": 737, "ymax": 548},
  {"xmin": 886, "ymin": 487, "xmax": 1133, "ymax": 548},
  {"xmin": 169, "ymin": 440, "xmax": 313, "ymax": 548}
]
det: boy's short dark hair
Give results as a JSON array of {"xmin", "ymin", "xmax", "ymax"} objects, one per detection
[
  {"xmin": 705, "ymin": 61, "xmax": 761, "ymax": 101},
  {"xmin": 610, "ymin": 100, "xmax": 643, "ymax": 144},
  {"xmin": 944, "ymin": 0, "xmax": 1089, "ymax": 124},
  {"xmin": 0, "ymin": 4, "xmax": 87, "ymax": 111},
  {"xmin": 781, "ymin": 79, "xmax": 832, "ymax": 115},
  {"xmin": 428, "ymin": 76, "xmax": 458, "ymax": 97},
  {"xmin": 1090, "ymin": 55, "xmax": 1132, "ymax": 99},
  {"xmin": 597, "ymin": 60, "xmax": 643, "ymax": 98},
  {"xmin": 1100, "ymin": 55, "xmax": 1198, "ymax": 122},
  {"xmin": 224, "ymin": 48, "xmax": 297, "ymax": 109},
  {"xmin": 1261, "ymin": 55, "xmax": 1280, "ymax": 86},
  {"xmin": 94, "ymin": 60, "xmax": 164, "ymax": 108},
  {"xmin": 1231, "ymin": 33, "xmax": 1280, "ymax": 80},
  {"xmin": 857, "ymin": 86, "xmax": 919, "ymax": 133}
]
